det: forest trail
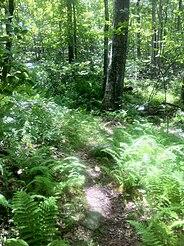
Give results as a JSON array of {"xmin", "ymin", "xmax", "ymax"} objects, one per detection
[{"xmin": 68, "ymin": 148, "xmax": 140, "ymax": 246}]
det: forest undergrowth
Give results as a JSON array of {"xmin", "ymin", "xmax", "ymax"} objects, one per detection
[{"xmin": 0, "ymin": 91, "xmax": 184, "ymax": 246}]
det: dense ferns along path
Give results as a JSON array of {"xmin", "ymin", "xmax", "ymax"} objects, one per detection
[{"xmin": 68, "ymin": 148, "xmax": 140, "ymax": 246}]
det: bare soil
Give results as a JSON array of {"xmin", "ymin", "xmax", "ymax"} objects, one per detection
[{"xmin": 67, "ymin": 148, "xmax": 140, "ymax": 246}]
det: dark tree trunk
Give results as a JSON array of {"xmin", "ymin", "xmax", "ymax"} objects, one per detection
[
  {"xmin": 181, "ymin": 75, "xmax": 184, "ymax": 103},
  {"xmin": 151, "ymin": 0, "xmax": 157, "ymax": 78},
  {"xmin": 103, "ymin": 0, "xmax": 109, "ymax": 95},
  {"xmin": 136, "ymin": 0, "xmax": 141, "ymax": 58},
  {"xmin": 177, "ymin": 0, "xmax": 182, "ymax": 32},
  {"xmin": 67, "ymin": 0, "xmax": 74, "ymax": 63},
  {"xmin": 103, "ymin": 0, "xmax": 130, "ymax": 110},
  {"xmin": 2, "ymin": 0, "xmax": 14, "ymax": 82}
]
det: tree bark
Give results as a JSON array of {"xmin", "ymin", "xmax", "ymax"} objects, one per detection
[
  {"xmin": 181, "ymin": 75, "xmax": 184, "ymax": 103},
  {"xmin": 66, "ymin": 0, "xmax": 74, "ymax": 63},
  {"xmin": 103, "ymin": 0, "xmax": 130, "ymax": 110},
  {"xmin": 136, "ymin": 0, "xmax": 141, "ymax": 58},
  {"xmin": 2, "ymin": 0, "xmax": 14, "ymax": 82},
  {"xmin": 177, "ymin": 0, "xmax": 182, "ymax": 32},
  {"xmin": 73, "ymin": 2, "xmax": 77, "ymax": 60},
  {"xmin": 151, "ymin": 0, "xmax": 157, "ymax": 78},
  {"xmin": 158, "ymin": 0, "xmax": 163, "ymax": 57},
  {"xmin": 103, "ymin": 0, "xmax": 109, "ymax": 95}
]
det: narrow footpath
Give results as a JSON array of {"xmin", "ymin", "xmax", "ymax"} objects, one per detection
[{"xmin": 69, "ymin": 148, "xmax": 140, "ymax": 246}]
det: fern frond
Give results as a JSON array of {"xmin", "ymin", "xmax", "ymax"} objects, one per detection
[
  {"xmin": 0, "ymin": 162, "xmax": 3, "ymax": 175},
  {"xmin": 27, "ymin": 175, "xmax": 55, "ymax": 195},
  {"xmin": 47, "ymin": 240, "xmax": 69, "ymax": 246},
  {"xmin": 170, "ymin": 220, "xmax": 184, "ymax": 229},
  {"xmin": 12, "ymin": 191, "xmax": 58, "ymax": 246},
  {"xmin": 128, "ymin": 220, "xmax": 162, "ymax": 246},
  {"xmin": 12, "ymin": 191, "xmax": 41, "ymax": 245},
  {"xmin": 29, "ymin": 165, "xmax": 52, "ymax": 178},
  {"xmin": 39, "ymin": 197, "xmax": 58, "ymax": 242},
  {"xmin": 5, "ymin": 239, "xmax": 29, "ymax": 246},
  {"xmin": 0, "ymin": 194, "xmax": 10, "ymax": 208}
]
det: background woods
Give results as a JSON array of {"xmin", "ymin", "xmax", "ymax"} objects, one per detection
[
  {"xmin": 1, "ymin": 0, "xmax": 183, "ymax": 104},
  {"xmin": 0, "ymin": 0, "xmax": 184, "ymax": 246}
]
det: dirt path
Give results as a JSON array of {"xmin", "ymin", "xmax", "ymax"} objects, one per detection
[{"xmin": 69, "ymin": 149, "xmax": 140, "ymax": 246}]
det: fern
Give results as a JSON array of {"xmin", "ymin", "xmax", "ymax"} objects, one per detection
[
  {"xmin": 39, "ymin": 197, "xmax": 58, "ymax": 242},
  {"xmin": 128, "ymin": 206, "xmax": 184, "ymax": 246},
  {"xmin": 0, "ymin": 194, "xmax": 10, "ymax": 208},
  {"xmin": 52, "ymin": 157, "xmax": 86, "ymax": 192},
  {"xmin": 47, "ymin": 240, "xmax": 69, "ymax": 246},
  {"xmin": 5, "ymin": 239, "xmax": 29, "ymax": 246},
  {"xmin": 5, "ymin": 239, "xmax": 68, "ymax": 246},
  {"xmin": 12, "ymin": 191, "xmax": 58, "ymax": 246},
  {"xmin": 27, "ymin": 175, "xmax": 54, "ymax": 196},
  {"xmin": 128, "ymin": 220, "xmax": 160, "ymax": 246}
]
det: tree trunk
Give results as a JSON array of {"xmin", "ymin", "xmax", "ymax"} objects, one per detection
[
  {"xmin": 103, "ymin": 0, "xmax": 109, "ymax": 95},
  {"xmin": 103, "ymin": 0, "xmax": 130, "ymax": 110},
  {"xmin": 66, "ymin": 0, "xmax": 74, "ymax": 63},
  {"xmin": 2, "ymin": 0, "xmax": 14, "ymax": 83},
  {"xmin": 181, "ymin": 75, "xmax": 184, "ymax": 103},
  {"xmin": 136, "ymin": 0, "xmax": 141, "ymax": 58},
  {"xmin": 151, "ymin": 0, "xmax": 157, "ymax": 78},
  {"xmin": 177, "ymin": 0, "xmax": 182, "ymax": 32},
  {"xmin": 158, "ymin": 0, "xmax": 163, "ymax": 57},
  {"xmin": 73, "ymin": 2, "xmax": 77, "ymax": 60}
]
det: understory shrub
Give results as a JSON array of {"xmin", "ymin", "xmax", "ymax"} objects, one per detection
[
  {"xmin": 2, "ymin": 93, "xmax": 105, "ymax": 151},
  {"xmin": 30, "ymin": 61, "xmax": 103, "ymax": 109}
]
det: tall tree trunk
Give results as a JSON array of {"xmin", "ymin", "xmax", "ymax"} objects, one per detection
[
  {"xmin": 66, "ymin": 0, "xmax": 74, "ymax": 63},
  {"xmin": 103, "ymin": 0, "xmax": 109, "ymax": 95},
  {"xmin": 177, "ymin": 0, "xmax": 182, "ymax": 32},
  {"xmin": 181, "ymin": 75, "xmax": 184, "ymax": 103},
  {"xmin": 158, "ymin": 0, "xmax": 163, "ymax": 57},
  {"xmin": 73, "ymin": 2, "xmax": 77, "ymax": 60},
  {"xmin": 163, "ymin": 0, "xmax": 168, "ymax": 38},
  {"xmin": 136, "ymin": 0, "xmax": 141, "ymax": 58},
  {"xmin": 2, "ymin": 0, "xmax": 14, "ymax": 83},
  {"xmin": 103, "ymin": 0, "xmax": 130, "ymax": 110},
  {"xmin": 151, "ymin": 0, "xmax": 157, "ymax": 78}
]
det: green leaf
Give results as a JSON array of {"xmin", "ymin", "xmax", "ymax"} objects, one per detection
[
  {"xmin": 0, "ymin": 194, "xmax": 10, "ymax": 208},
  {"xmin": 0, "ymin": 36, "xmax": 9, "ymax": 42},
  {"xmin": 170, "ymin": 220, "xmax": 184, "ymax": 229},
  {"xmin": 5, "ymin": 239, "xmax": 29, "ymax": 246},
  {"xmin": 47, "ymin": 240, "xmax": 68, "ymax": 246}
]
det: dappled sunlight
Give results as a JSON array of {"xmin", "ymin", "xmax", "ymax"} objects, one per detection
[
  {"xmin": 85, "ymin": 185, "xmax": 111, "ymax": 218},
  {"xmin": 0, "ymin": 0, "xmax": 183, "ymax": 244}
]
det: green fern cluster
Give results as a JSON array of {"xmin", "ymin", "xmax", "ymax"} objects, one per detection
[
  {"xmin": 12, "ymin": 191, "xmax": 58, "ymax": 245},
  {"xmin": 129, "ymin": 209, "xmax": 184, "ymax": 246},
  {"xmin": 103, "ymin": 124, "xmax": 184, "ymax": 245}
]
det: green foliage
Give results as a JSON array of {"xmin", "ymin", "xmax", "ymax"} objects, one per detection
[
  {"xmin": 2, "ymin": 94, "xmax": 104, "ymax": 151},
  {"xmin": 31, "ymin": 61, "xmax": 103, "ymax": 109},
  {"xmin": 12, "ymin": 191, "xmax": 58, "ymax": 246},
  {"xmin": 53, "ymin": 157, "xmax": 86, "ymax": 193},
  {"xmin": 129, "ymin": 207, "xmax": 184, "ymax": 246},
  {"xmin": 103, "ymin": 122, "xmax": 184, "ymax": 245},
  {"xmin": 128, "ymin": 220, "xmax": 159, "ymax": 246},
  {"xmin": 47, "ymin": 240, "xmax": 69, "ymax": 246},
  {"xmin": 0, "ymin": 95, "xmax": 14, "ymax": 138},
  {"xmin": 5, "ymin": 239, "xmax": 68, "ymax": 246},
  {"xmin": 5, "ymin": 239, "xmax": 29, "ymax": 246},
  {"xmin": 0, "ymin": 194, "xmax": 10, "ymax": 208}
]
